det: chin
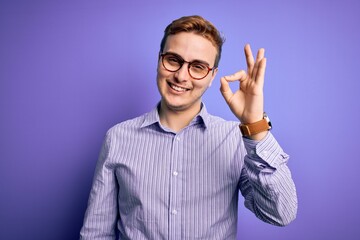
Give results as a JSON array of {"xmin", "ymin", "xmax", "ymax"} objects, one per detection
[
  {"xmin": 162, "ymin": 97, "xmax": 201, "ymax": 113},
  {"xmin": 163, "ymin": 100, "xmax": 187, "ymax": 111}
]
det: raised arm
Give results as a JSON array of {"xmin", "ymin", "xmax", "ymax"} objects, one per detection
[{"xmin": 221, "ymin": 44, "xmax": 297, "ymax": 225}]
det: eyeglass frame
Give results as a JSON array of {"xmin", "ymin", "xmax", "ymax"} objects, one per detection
[{"xmin": 159, "ymin": 52, "xmax": 216, "ymax": 80}]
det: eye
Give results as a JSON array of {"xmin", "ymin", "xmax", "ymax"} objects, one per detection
[
  {"xmin": 166, "ymin": 55, "xmax": 181, "ymax": 64},
  {"xmin": 191, "ymin": 63, "xmax": 207, "ymax": 71}
]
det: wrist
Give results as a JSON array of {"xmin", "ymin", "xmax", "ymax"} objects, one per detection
[
  {"xmin": 239, "ymin": 112, "xmax": 272, "ymax": 138},
  {"xmin": 239, "ymin": 111, "xmax": 264, "ymax": 124},
  {"xmin": 243, "ymin": 131, "xmax": 268, "ymax": 141}
]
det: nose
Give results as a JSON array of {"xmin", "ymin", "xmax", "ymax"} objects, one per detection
[{"xmin": 174, "ymin": 62, "xmax": 190, "ymax": 82}]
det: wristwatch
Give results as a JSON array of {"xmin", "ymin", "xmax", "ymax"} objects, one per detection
[{"xmin": 239, "ymin": 112, "xmax": 272, "ymax": 137}]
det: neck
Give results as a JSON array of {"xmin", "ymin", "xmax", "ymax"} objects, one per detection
[{"xmin": 159, "ymin": 101, "xmax": 202, "ymax": 132}]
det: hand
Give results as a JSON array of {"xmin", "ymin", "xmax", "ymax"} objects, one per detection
[{"xmin": 220, "ymin": 44, "xmax": 266, "ymax": 124}]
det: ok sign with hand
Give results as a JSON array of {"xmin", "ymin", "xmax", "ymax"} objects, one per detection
[{"xmin": 220, "ymin": 44, "xmax": 267, "ymax": 140}]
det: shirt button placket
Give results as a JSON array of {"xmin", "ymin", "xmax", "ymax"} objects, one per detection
[{"xmin": 169, "ymin": 134, "xmax": 182, "ymax": 239}]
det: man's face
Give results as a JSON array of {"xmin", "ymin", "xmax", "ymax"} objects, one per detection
[{"xmin": 157, "ymin": 32, "xmax": 218, "ymax": 113}]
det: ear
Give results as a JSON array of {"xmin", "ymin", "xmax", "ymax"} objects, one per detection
[
  {"xmin": 157, "ymin": 54, "xmax": 162, "ymax": 72},
  {"xmin": 208, "ymin": 68, "xmax": 218, "ymax": 87}
]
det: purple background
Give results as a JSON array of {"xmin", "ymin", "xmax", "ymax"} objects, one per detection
[{"xmin": 1, "ymin": 0, "xmax": 359, "ymax": 239}]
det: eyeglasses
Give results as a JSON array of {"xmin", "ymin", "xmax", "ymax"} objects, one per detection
[{"xmin": 160, "ymin": 52, "xmax": 215, "ymax": 80}]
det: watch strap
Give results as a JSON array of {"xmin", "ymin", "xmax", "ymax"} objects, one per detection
[{"xmin": 239, "ymin": 115, "xmax": 272, "ymax": 137}]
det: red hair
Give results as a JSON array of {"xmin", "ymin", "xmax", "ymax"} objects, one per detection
[{"xmin": 160, "ymin": 15, "xmax": 224, "ymax": 67}]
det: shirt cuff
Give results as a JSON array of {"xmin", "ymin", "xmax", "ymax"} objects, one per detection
[{"xmin": 242, "ymin": 132, "xmax": 289, "ymax": 168}]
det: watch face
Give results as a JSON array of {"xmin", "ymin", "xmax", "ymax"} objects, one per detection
[
  {"xmin": 264, "ymin": 112, "xmax": 269, "ymax": 121},
  {"xmin": 264, "ymin": 112, "xmax": 272, "ymax": 130}
]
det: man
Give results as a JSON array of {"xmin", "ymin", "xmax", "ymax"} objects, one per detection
[{"xmin": 80, "ymin": 15, "xmax": 297, "ymax": 239}]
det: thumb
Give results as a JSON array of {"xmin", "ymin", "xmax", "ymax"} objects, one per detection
[{"xmin": 220, "ymin": 77, "xmax": 233, "ymax": 103}]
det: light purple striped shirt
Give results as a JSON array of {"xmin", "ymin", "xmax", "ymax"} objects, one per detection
[{"xmin": 80, "ymin": 104, "xmax": 297, "ymax": 239}]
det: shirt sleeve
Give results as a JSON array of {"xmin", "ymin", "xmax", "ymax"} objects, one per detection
[
  {"xmin": 238, "ymin": 132, "xmax": 298, "ymax": 226},
  {"xmin": 80, "ymin": 131, "xmax": 118, "ymax": 239}
]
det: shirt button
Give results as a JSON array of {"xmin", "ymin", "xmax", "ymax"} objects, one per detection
[
  {"xmin": 171, "ymin": 209, "xmax": 178, "ymax": 215},
  {"xmin": 173, "ymin": 171, "xmax": 178, "ymax": 176},
  {"xmin": 175, "ymin": 136, "xmax": 180, "ymax": 141}
]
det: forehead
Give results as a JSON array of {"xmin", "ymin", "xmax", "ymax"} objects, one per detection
[{"xmin": 163, "ymin": 32, "xmax": 217, "ymax": 64}]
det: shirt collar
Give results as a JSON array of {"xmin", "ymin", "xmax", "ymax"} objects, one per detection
[
  {"xmin": 140, "ymin": 104, "xmax": 161, "ymax": 128},
  {"xmin": 140, "ymin": 102, "xmax": 211, "ymax": 129}
]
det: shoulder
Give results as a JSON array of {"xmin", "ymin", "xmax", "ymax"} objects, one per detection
[
  {"xmin": 206, "ymin": 113, "xmax": 239, "ymax": 129},
  {"xmin": 106, "ymin": 112, "xmax": 148, "ymax": 138},
  {"xmin": 204, "ymin": 112, "xmax": 243, "ymax": 139}
]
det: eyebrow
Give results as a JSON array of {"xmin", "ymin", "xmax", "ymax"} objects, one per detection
[{"xmin": 165, "ymin": 51, "xmax": 211, "ymax": 66}]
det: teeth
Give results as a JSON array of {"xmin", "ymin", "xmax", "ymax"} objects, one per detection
[{"xmin": 170, "ymin": 83, "xmax": 187, "ymax": 92}]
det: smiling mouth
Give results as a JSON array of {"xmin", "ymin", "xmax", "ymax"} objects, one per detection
[{"xmin": 167, "ymin": 82, "xmax": 190, "ymax": 92}]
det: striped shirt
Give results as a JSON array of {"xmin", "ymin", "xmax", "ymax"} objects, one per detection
[{"xmin": 80, "ymin": 104, "xmax": 297, "ymax": 240}]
